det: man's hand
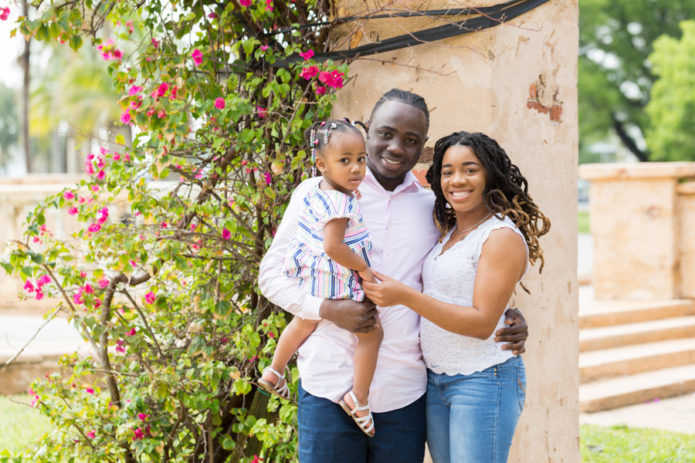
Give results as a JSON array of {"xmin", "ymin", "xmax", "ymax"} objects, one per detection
[
  {"xmin": 319, "ymin": 298, "xmax": 378, "ymax": 333},
  {"xmin": 495, "ymin": 307, "xmax": 528, "ymax": 355}
]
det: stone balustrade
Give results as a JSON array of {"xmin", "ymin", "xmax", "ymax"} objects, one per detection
[{"xmin": 579, "ymin": 162, "xmax": 695, "ymax": 300}]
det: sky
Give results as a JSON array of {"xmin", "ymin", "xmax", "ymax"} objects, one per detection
[{"xmin": 0, "ymin": 7, "xmax": 23, "ymax": 88}]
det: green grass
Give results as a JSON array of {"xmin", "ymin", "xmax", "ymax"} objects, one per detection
[
  {"xmin": 0, "ymin": 395, "xmax": 50, "ymax": 455},
  {"xmin": 581, "ymin": 424, "xmax": 695, "ymax": 462},
  {"xmin": 578, "ymin": 210, "xmax": 590, "ymax": 234}
]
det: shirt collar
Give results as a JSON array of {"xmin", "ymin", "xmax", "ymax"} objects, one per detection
[{"xmin": 363, "ymin": 168, "xmax": 422, "ymax": 195}]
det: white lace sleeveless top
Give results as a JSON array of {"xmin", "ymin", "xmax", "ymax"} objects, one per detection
[{"xmin": 420, "ymin": 215, "xmax": 528, "ymax": 375}]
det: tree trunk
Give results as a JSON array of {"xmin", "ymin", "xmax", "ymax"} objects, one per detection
[{"xmin": 21, "ymin": 0, "xmax": 31, "ymax": 173}]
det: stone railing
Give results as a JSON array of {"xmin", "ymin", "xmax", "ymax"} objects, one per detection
[{"xmin": 579, "ymin": 162, "xmax": 695, "ymax": 300}]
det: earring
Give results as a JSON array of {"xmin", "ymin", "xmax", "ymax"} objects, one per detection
[{"xmin": 445, "ymin": 202, "xmax": 452, "ymax": 209}]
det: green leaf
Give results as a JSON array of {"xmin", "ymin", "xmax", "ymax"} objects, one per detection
[{"xmin": 69, "ymin": 34, "xmax": 83, "ymax": 51}]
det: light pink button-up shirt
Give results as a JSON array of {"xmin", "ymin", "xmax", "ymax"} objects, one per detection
[{"xmin": 258, "ymin": 169, "xmax": 440, "ymax": 412}]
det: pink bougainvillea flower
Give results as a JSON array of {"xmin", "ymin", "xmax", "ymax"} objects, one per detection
[
  {"xmin": 238, "ymin": 0, "xmax": 252, "ymax": 7},
  {"xmin": 156, "ymin": 82, "xmax": 169, "ymax": 97},
  {"xmin": 83, "ymin": 283, "xmax": 94, "ymax": 294},
  {"xmin": 208, "ymin": 12, "xmax": 217, "ymax": 19},
  {"xmin": 85, "ymin": 387, "xmax": 95, "ymax": 394},
  {"xmin": 35, "ymin": 290, "xmax": 44, "ymax": 300},
  {"xmin": 263, "ymin": 172, "xmax": 272, "ymax": 185},
  {"xmin": 249, "ymin": 355, "xmax": 258, "ymax": 363},
  {"xmin": 256, "ymin": 106, "xmax": 268, "ymax": 119},
  {"xmin": 315, "ymin": 85, "xmax": 326, "ymax": 96},
  {"xmin": 151, "ymin": 38, "xmax": 160, "ymax": 48},
  {"xmin": 115, "ymin": 339, "xmax": 126, "ymax": 353},
  {"xmin": 112, "ymin": 49, "xmax": 123, "ymax": 60},
  {"xmin": 113, "ymin": 152, "xmax": 121, "ymax": 161},
  {"xmin": 137, "ymin": 413, "xmax": 149, "ymax": 421},
  {"xmin": 265, "ymin": 0, "xmax": 273, "ymax": 11},
  {"xmin": 300, "ymin": 65, "xmax": 319, "ymax": 80},
  {"xmin": 157, "ymin": 109, "xmax": 166, "ymax": 119},
  {"xmin": 94, "ymin": 298, "xmax": 102, "ymax": 309},
  {"xmin": 132, "ymin": 428, "xmax": 145, "ymax": 440},
  {"xmin": 222, "ymin": 228, "xmax": 231, "ymax": 240},
  {"xmin": 91, "ymin": 185, "xmax": 100, "ymax": 192},
  {"xmin": 128, "ymin": 85, "xmax": 143, "ymax": 96},
  {"xmin": 251, "ymin": 454, "xmax": 263, "ymax": 463},
  {"xmin": 68, "ymin": 206, "xmax": 79, "ymax": 216},
  {"xmin": 98, "ymin": 278, "xmax": 110, "ymax": 289},
  {"xmin": 214, "ymin": 97, "xmax": 225, "ymax": 109},
  {"xmin": 260, "ymin": 45, "xmax": 269, "ymax": 51},
  {"xmin": 125, "ymin": 20, "xmax": 133, "ymax": 33},
  {"xmin": 299, "ymin": 49, "xmax": 314, "ymax": 61},
  {"xmin": 144, "ymin": 292, "xmax": 156, "ymax": 304},
  {"xmin": 146, "ymin": 108, "xmax": 156, "ymax": 117},
  {"xmin": 24, "ymin": 280, "xmax": 35, "ymax": 293},
  {"xmin": 160, "ymin": 222, "xmax": 168, "ymax": 228},
  {"xmin": 96, "ymin": 170, "xmax": 106, "ymax": 180},
  {"xmin": 88, "ymin": 223, "xmax": 101, "ymax": 233},
  {"xmin": 37, "ymin": 275, "xmax": 51, "ymax": 287},
  {"xmin": 0, "ymin": 7, "xmax": 10, "ymax": 21},
  {"xmin": 170, "ymin": 85, "xmax": 178, "ymax": 100},
  {"xmin": 120, "ymin": 111, "xmax": 132, "ymax": 125},
  {"xmin": 86, "ymin": 430, "xmax": 96, "ymax": 439},
  {"xmin": 191, "ymin": 48, "xmax": 203, "ymax": 66},
  {"xmin": 125, "ymin": 327, "xmax": 136, "ymax": 336},
  {"xmin": 64, "ymin": 191, "xmax": 75, "ymax": 200}
]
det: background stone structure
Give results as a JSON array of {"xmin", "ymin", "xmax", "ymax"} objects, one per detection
[{"xmin": 331, "ymin": 1, "xmax": 579, "ymax": 461}]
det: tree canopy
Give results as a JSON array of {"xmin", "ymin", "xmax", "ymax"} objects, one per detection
[
  {"xmin": 645, "ymin": 20, "xmax": 695, "ymax": 161},
  {"xmin": 578, "ymin": 0, "xmax": 695, "ymax": 162}
]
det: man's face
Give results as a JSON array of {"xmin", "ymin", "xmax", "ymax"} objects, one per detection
[{"xmin": 365, "ymin": 100, "xmax": 428, "ymax": 191}]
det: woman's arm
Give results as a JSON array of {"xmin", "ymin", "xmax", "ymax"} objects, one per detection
[{"xmin": 363, "ymin": 228, "xmax": 527, "ymax": 339}]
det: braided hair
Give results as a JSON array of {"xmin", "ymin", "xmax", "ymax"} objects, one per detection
[
  {"xmin": 304, "ymin": 119, "xmax": 363, "ymax": 172},
  {"xmin": 426, "ymin": 131, "xmax": 551, "ymax": 272}
]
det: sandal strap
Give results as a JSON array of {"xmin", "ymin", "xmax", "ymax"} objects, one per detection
[
  {"xmin": 264, "ymin": 366, "xmax": 285, "ymax": 381},
  {"xmin": 347, "ymin": 391, "xmax": 374, "ymax": 433}
]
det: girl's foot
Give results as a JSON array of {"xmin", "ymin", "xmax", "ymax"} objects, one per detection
[
  {"xmin": 339, "ymin": 390, "xmax": 375, "ymax": 437},
  {"xmin": 258, "ymin": 366, "xmax": 291, "ymax": 400}
]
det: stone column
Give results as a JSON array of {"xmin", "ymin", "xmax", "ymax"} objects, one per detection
[
  {"xmin": 580, "ymin": 162, "xmax": 695, "ymax": 300},
  {"xmin": 331, "ymin": 2, "xmax": 579, "ymax": 461},
  {"xmin": 678, "ymin": 181, "xmax": 695, "ymax": 298}
]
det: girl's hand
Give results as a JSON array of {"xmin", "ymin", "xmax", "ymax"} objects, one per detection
[
  {"xmin": 361, "ymin": 270, "xmax": 409, "ymax": 307},
  {"xmin": 358, "ymin": 267, "xmax": 376, "ymax": 283}
]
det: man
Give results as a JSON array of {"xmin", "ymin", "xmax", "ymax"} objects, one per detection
[{"xmin": 259, "ymin": 89, "xmax": 527, "ymax": 462}]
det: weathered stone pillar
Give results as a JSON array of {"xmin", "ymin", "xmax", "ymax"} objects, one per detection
[
  {"xmin": 331, "ymin": 2, "xmax": 579, "ymax": 461},
  {"xmin": 580, "ymin": 163, "xmax": 695, "ymax": 300},
  {"xmin": 678, "ymin": 181, "xmax": 695, "ymax": 298}
]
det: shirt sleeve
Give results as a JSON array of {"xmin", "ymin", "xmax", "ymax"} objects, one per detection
[
  {"xmin": 313, "ymin": 189, "xmax": 358, "ymax": 226},
  {"xmin": 258, "ymin": 179, "xmax": 323, "ymax": 320}
]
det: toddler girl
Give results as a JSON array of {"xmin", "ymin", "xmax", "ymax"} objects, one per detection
[{"xmin": 258, "ymin": 119, "xmax": 382, "ymax": 437}]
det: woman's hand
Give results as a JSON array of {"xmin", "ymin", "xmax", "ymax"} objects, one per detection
[{"xmin": 361, "ymin": 270, "xmax": 410, "ymax": 307}]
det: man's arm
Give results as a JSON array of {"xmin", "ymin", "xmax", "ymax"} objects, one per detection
[
  {"xmin": 496, "ymin": 308, "xmax": 528, "ymax": 355},
  {"xmin": 258, "ymin": 179, "xmax": 323, "ymax": 320}
]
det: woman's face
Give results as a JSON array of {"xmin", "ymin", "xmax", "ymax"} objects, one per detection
[
  {"xmin": 365, "ymin": 100, "xmax": 428, "ymax": 191},
  {"xmin": 439, "ymin": 144, "xmax": 488, "ymax": 217}
]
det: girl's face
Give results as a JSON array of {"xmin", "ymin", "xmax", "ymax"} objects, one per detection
[
  {"xmin": 440, "ymin": 144, "xmax": 488, "ymax": 218},
  {"xmin": 316, "ymin": 130, "xmax": 367, "ymax": 195}
]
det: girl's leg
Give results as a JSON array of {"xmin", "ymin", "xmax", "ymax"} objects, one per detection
[
  {"xmin": 340, "ymin": 317, "xmax": 383, "ymax": 431},
  {"xmin": 447, "ymin": 356, "xmax": 525, "ymax": 463},
  {"xmin": 262, "ymin": 316, "xmax": 318, "ymax": 386}
]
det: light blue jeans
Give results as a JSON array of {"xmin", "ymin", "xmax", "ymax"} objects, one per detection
[{"xmin": 426, "ymin": 356, "xmax": 526, "ymax": 463}]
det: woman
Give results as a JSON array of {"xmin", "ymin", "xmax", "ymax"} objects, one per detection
[{"xmin": 363, "ymin": 131, "xmax": 550, "ymax": 463}]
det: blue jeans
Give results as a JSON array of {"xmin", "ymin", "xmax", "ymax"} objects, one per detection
[
  {"xmin": 297, "ymin": 382, "xmax": 426, "ymax": 463},
  {"xmin": 426, "ymin": 356, "xmax": 526, "ymax": 463}
]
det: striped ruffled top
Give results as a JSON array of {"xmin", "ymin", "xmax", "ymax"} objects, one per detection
[{"xmin": 284, "ymin": 184, "xmax": 373, "ymax": 302}]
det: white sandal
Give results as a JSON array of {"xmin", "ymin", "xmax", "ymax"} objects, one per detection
[
  {"xmin": 258, "ymin": 366, "xmax": 291, "ymax": 400},
  {"xmin": 339, "ymin": 390, "xmax": 375, "ymax": 437}
]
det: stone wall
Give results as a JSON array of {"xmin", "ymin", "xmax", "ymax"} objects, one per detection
[
  {"xmin": 331, "ymin": 1, "xmax": 579, "ymax": 461},
  {"xmin": 580, "ymin": 162, "xmax": 695, "ymax": 300}
]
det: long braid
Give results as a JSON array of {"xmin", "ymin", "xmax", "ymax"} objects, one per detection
[{"xmin": 426, "ymin": 131, "xmax": 551, "ymax": 273}]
